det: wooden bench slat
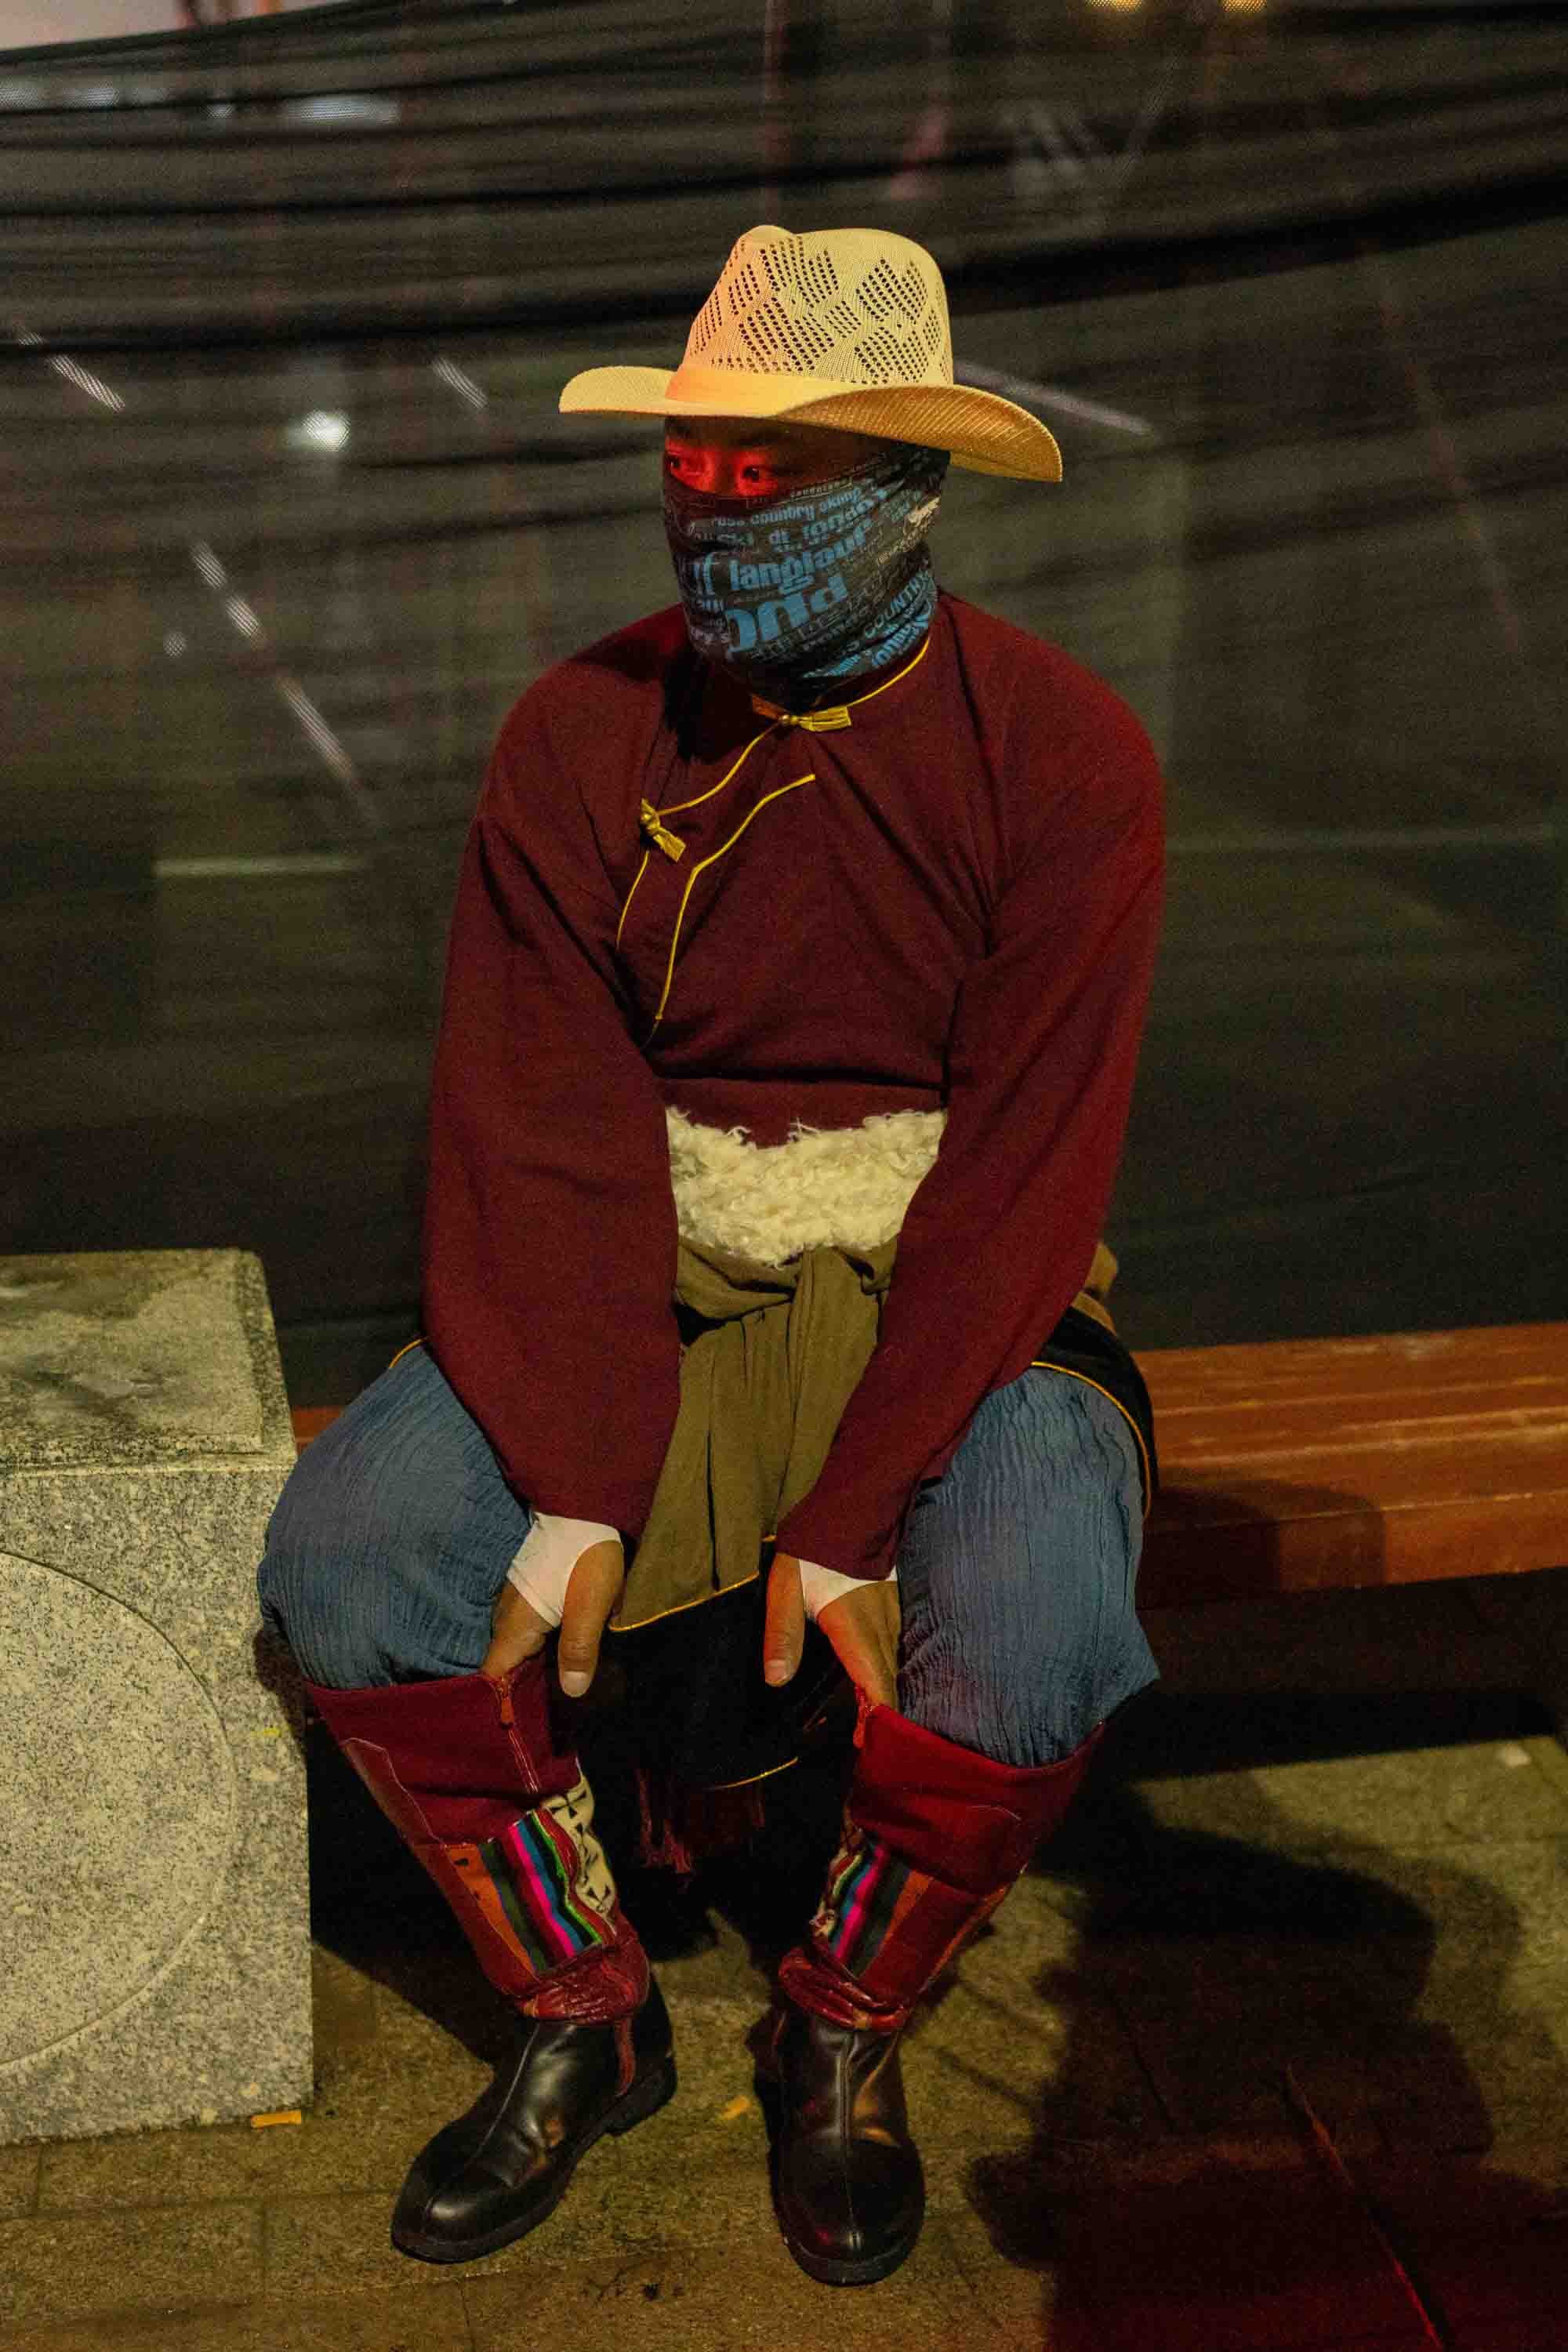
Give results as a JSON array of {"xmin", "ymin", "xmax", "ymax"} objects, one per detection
[
  {"xmin": 288, "ymin": 1321, "xmax": 1568, "ymax": 1606},
  {"xmin": 1141, "ymin": 1322, "xmax": 1566, "ymax": 1412},
  {"xmin": 1142, "ymin": 1320, "xmax": 1568, "ymax": 1601}
]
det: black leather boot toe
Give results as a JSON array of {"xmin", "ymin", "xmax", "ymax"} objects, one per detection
[
  {"xmin": 767, "ymin": 1999, "xmax": 924, "ymax": 2287},
  {"xmin": 392, "ymin": 1979, "xmax": 675, "ymax": 2263}
]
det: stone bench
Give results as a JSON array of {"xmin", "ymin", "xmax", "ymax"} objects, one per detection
[{"xmin": 0, "ymin": 1249, "xmax": 310, "ymax": 2147}]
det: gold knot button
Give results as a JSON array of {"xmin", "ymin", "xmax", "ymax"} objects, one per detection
[
  {"xmin": 639, "ymin": 800, "xmax": 687, "ymax": 862},
  {"xmin": 750, "ymin": 696, "xmax": 852, "ymax": 733}
]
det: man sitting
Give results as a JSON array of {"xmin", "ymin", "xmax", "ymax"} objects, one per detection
[{"xmin": 260, "ymin": 222, "xmax": 1163, "ymax": 2288}]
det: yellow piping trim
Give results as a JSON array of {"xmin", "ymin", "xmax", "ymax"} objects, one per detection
[
  {"xmin": 616, "ymin": 728, "xmax": 774, "ymax": 946},
  {"xmin": 750, "ymin": 632, "xmax": 931, "ymax": 730},
  {"xmin": 616, "ymin": 638, "xmax": 928, "ymax": 949},
  {"xmin": 1029, "ymin": 1362, "xmax": 1152, "ymax": 1522},
  {"xmin": 644, "ymin": 773, "xmax": 815, "ymax": 1040},
  {"xmin": 609, "ymin": 1567, "xmax": 760, "ymax": 1635},
  {"xmin": 843, "ymin": 630, "xmax": 931, "ymax": 711},
  {"xmin": 615, "ymin": 846, "xmax": 652, "ymax": 950},
  {"xmin": 656, "ymin": 728, "xmax": 774, "ymax": 820},
  {"xmin": 704, "ymin": 1750, "xmax": 811, "ymax": 1794},
  {"xmin": 387, "ymin": 1335, "xmax": 426, "ymax": 1372}
]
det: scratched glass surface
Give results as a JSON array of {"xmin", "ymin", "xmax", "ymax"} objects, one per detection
[{"xmin": 3, "ymin": 0, "xmax": 1563, "ymax": 1392}]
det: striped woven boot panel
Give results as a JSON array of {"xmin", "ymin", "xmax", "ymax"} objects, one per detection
[
  {"xmin": 778, "ymin": 1713, "xmax": 1105, "ymax": 2029},
  {"xmin": 786, "ymin": 1817, "xmax": 1002, "ymax": 2024},
  {"xmin": 308, "ymin": 1658, "xmax": 648, "ymax": 2020}
]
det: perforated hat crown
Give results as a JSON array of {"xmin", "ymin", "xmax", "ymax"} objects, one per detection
[
  {"xmin": 560, "ymin": 225, "xmax": 1062, "ymax": 484},
  {"xmin": 684, "ymin": 225, "xmax": 953, "ymax": 389}
]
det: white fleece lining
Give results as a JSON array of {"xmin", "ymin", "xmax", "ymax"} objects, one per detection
[{"xmin": 666, "ymin": 1105, "xmax": 946, "ymax": 1264}]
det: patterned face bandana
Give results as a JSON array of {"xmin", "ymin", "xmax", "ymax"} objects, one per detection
[{"xmin": 662, "ymin": 441, "xmax": 949, "ymax": 699}]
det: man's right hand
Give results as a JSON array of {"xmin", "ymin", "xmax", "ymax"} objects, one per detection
[{"xmin": 482, "ymin": 1538, "xmax": 626, "ymax": 1695}]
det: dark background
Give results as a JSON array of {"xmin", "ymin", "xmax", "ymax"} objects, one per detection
[{"xmin": 3, "ymin": 0, "xmax": 1564, "ymax": 1403}]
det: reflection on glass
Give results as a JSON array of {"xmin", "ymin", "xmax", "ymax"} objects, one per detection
[
  {"xmin": 2, "ymin": 0, "xmax": 1563, "ymax": 1395},
  {"xmin": 285, "ymin": 410, "xmax": 350, "ymax": 454}
]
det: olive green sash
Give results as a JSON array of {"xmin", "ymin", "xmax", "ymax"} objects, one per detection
[
  {"xmin": 611, "ymin": 1235, "xmax": 1119, "ymax": 1632},
  {"xmin": 612, "ymin": 1237, "xmax": 895, "ymax": 1629}
]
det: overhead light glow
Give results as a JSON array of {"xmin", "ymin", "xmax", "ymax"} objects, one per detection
[{"xmin": 286, "ymin": 410, "xmax": 350, "ymax": 455}]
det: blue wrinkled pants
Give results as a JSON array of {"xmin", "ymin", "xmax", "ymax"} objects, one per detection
[{"xmin": 258, "ymin": 1342, "xmax": 1156, "ymax": 1769}]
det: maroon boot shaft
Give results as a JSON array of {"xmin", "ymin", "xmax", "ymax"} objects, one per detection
[
  {"xmin": 780, "ymin": 1707, "xmax": 1102, "ymax": 2029},
  {"xmin": 309, "ymin": 1661, "xmax": 647, "ymax": 2021}
]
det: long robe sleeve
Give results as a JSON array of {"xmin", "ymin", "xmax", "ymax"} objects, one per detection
[
  {"xmin": 775, "ymin": 680, "xmax": 1163, "ymax": 1578},
  {"xmin": 422, "ymin": 687, "xmax": 681, "ymax": 1535}
]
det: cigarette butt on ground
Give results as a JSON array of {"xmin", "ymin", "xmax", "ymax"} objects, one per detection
[{"xmin": 249, "ymin": 2108, "xmax": 303, "ymax": 2130}]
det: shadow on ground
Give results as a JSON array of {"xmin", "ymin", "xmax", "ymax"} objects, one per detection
[{"xmin": 960, "ymin": 1691, "xmax": 1568, "ymax": 2347}]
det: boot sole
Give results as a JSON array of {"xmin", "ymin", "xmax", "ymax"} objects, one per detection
[
  {"xmin": 777, "ymin": 2208, "xmax": 924, "ymax": 2288},
  {"xmin": 391, "ymin": 2053, "xmax": 677, "ymax": 2265}
]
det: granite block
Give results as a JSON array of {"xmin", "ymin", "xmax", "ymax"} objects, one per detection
[{"xmin": 0, "ymin": 1251, "xmax": 309, "ymax": 2146}]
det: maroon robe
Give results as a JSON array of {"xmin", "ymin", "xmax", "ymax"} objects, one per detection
[{"xmin": 423, "ymin": 590, "xmax": 1163, "ymax": 1579}]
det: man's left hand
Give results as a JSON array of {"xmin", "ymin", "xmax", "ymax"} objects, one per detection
[{"xmin": 764, "ymin": 1551, "xmax": 899, "ymax": 1710}]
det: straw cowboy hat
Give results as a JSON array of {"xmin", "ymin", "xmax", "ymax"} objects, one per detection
[{"xmin": 559, "ymin": 224, "xmax": 1062, "ymax": 485}]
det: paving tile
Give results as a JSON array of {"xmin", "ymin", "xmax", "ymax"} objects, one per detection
[
  {"xmin": 1112, "ymin": 1998, "xmax": 1389, "ymax": 2147},
  {"xmin": 1249, "ymin": 1740, "xmax": 1568, "ymax": 1850},
  {"xmin": 1372, "ymin": 2007, "xmax": 1568, "ymax": 2152},
  {"xmin": 0, "ymin": 2144, "xmax": 38, "ymax": 2222},
  {"xmin": 1120, "ymin": 1764, "xmax": 1337, "ymax": 1857},
  {"xmin": 1338, "ymin": 1836, "xmax": 1568, "ymax": 1995},
  {"xmin": 913, "ymin": 1970, "xmax": 1160, "ymax": 2152},
  {"xmin": 1123, "ymin": 1736, "xmax": 1568, "ymax": 1862},
  {"xmin": 263, "ymin": 2192, "xmax": 503, "ymax": 2299},
  {"xmin": 648, "ymin": 1987, "xmax": 775, "ymax": 2140},
  {"xmin": 263, "ymin": 2127, "xmax": 772, "ymax": 2299},
  {"xmin": 307, "ymin": 1945, "xmax": 381, "ymax": 2074},
  {"xmin": 929, "ymin": 2198, "xmax": 1074, "ymax": 2344},
  {"xmin": 0, "ymin": 2288, "xmax": 474, "ymax": 2350},
  {"xmin": 536, "ymin": 2140, "xmax": 778, "ymax": 2263},
  {"xmin": 1091, "ymin": 1918, "xmax": 1410, "ymax": 2034},
  {"xmin": 462, "ymin": 2233, "xmax": 975, "ymax": 2352},
  {"xmin": 0, "ymin": 2204, "xmax": 262, "ymax": 2329},
  {"xmin": 40, "ymin": 2104, "xmax": 423, "ymax": 2215},
  {"xmin": 1043, "ymin": 2169, "xmax": 1436, "ymax": 2352},
  {"xmin": 1451, "ymin": 2325, "xmax": 1568, "ymax": 2352},
  {"xmin": 1351, "ymin": 2153, "xmax": 1568, "ymax": 2346},
  {"xmin": 1522, "ymin": 1730, "xmax": 1568, "ymax": 1806}
]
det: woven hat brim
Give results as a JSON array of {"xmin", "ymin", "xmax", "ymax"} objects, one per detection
[{"xmin": 559, "ymin": 365, "xmax": 1062, "ymax": 484}]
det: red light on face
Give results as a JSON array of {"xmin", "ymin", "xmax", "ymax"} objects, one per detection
[{"xmin": 663, "ymin": 437, "xmax": 792, "ymax": 498}]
